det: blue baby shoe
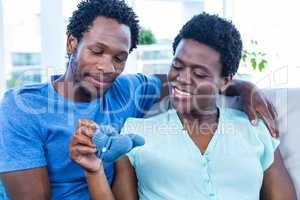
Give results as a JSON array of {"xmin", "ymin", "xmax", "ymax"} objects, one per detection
[{"xmin": 92, "ymin": 125, "xmax": 145, "ymax": 163}]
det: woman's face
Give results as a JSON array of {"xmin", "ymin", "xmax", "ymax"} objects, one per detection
[{"xmin": 168, "ymin": 39, "xmax": 229, "ymax": 114}]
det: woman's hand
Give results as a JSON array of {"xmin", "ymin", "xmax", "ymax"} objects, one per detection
[{"xmin": 69, "ymin": 119, "xmax": 102, "ymax": 173}]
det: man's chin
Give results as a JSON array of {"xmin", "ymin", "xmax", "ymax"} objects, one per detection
[{"xmin": 81, "ymin": 81, "xmax": 111, "ymax": 96}]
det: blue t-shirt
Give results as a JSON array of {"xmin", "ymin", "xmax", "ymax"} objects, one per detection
[{"xmin": 0, "ymin": 74, "xmax": 161, "ymax": 200}]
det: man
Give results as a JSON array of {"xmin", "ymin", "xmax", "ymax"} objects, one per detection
[{"xmin": 0, "ymin": 0, "xmax": 277, "ymax": 199}]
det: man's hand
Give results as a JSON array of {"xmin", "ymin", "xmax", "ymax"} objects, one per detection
[{"xmin": 224, "ymin": 80, "xmax": 279, "ymax": 137}]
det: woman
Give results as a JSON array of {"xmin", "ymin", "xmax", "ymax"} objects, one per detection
[{"xmin": 69, "ymin": 13, "xmax": 296, "ymax": 200}]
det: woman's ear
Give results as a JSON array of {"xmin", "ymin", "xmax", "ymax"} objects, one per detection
[
  {"xmin": 219, "ymin": 75, "xmax": 233, "ymax": 93},
  {"xmin": 66, "ymin": 35, "xmax": 78, "ymax": 56}
]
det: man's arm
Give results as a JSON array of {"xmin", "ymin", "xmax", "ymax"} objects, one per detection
[
  {"xmin": 1, "ymin": 168, "xmax": 50, "ymax": 200},
  {"xmin": 153, "ymin": 74, "xmax": 169, "ymax": 102},
  {"xmin": 260, "ymin": 149, "xmax": 297, "ymax": 200},
  {"xmin": 154, "ymin": 75, "xmax": 278, "ymax": 137}
]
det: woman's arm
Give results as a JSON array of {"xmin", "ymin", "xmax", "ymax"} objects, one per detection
[
  {"xmin": 69, "ymin": 119, "xmax": 138, "ymax": 200},
  {"xmin": 85, "ymin": 162, "xmax": 115, "ymax": 200},
  {"xmin": 260, "ymin": 149, "xmax": 297, "ymax": 200},
  {"xmin": 84, "ymin": 156, "xmax": 138, "ymax": 200},
  {"xmin": 112, "ymin": 156, "xmax": 138, "ymax": 200}
]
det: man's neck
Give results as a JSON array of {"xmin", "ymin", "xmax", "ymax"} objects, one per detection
[{"xmin": 53, "ymin": 75, "xmax": 96, "ymax": 103}]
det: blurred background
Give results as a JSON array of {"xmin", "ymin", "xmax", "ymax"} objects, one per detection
[{"xmin": 0, "ymin": 0, "xmax": 300, "ymax": 98}]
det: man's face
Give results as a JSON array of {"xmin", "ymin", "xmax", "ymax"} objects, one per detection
[
  {"xmin": 67, "ymin": 16, "xmax": 131, "ymax": 97},
  {"xmin": 168, "ymin": 39, "xmax": 226, "ymax": 114}
]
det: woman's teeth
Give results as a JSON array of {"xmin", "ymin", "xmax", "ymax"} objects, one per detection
[{"xmin": 173, "ymin": 87, "xmax": 192, "ymax": 98}]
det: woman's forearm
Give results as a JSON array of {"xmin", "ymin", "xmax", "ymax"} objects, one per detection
[{"xmin": 85, "ymin": 164, "xmax": 115, "ymax": 200}]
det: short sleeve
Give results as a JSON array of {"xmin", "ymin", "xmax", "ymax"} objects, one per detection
[
  {"xmin": 133, "ymin": 74, "xmax": 161, "ymax": 116},
  {"xmin": 120, "ymin": 118, "xmax": 144, "ymax": 168},
  {"xmin": 256, "ymin": 120, "xmax": 280, "ymax": 171},
  {"xmin": 0, "ymin": 91, "xmax": 46, "ymax": 173},
  {"xmin": 126, "ymin": 149, "xmax": 138, "ymax": 168},
  {"xmin": 111, "ymin": 74, "xmax": 161, "ymax": 118}
]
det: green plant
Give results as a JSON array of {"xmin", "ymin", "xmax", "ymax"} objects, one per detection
[
  {"xmin": 139, "ymin": 28, "xmax": 156, "ymax": 45},
  {"xmin": 241, "ymin": 40, "xmax": 267, "ymax": 72}
]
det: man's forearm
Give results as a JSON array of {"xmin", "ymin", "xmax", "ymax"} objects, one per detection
[
  {"xmin": 223, "ymin": 79, "xmax": 256, "ymax": 97},
  {"xmin": 154, "ymin": 74, "xmax": 169, "ymax": 101}
]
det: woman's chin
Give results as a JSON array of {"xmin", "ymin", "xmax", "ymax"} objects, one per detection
[{"xmin": 170, "ymin": 99, "xmax": 192, "ymax": 114}]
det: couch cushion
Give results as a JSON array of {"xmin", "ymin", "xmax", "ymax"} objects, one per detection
[{"xmin": 262, "ymin": 88, "xmax": 300, "ymax": 198}]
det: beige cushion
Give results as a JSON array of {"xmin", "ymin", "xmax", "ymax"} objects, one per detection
[{"xmin": 262, "ymin": 88, "xmax": 300, "ymax": 198}]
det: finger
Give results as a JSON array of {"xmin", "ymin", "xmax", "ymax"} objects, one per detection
[
  {"xmin": 82, "ymin": 120, "xmax": 97, "ymax": 136},
  {"xmin": 81, "ymin": 119, "xmax": 97, "ymax": 130},
  {"xmin": 86, "ymin": 120, "xmax": 97, "ymax": 131},
  {"xmin": 73, "ymin": 134, "xmax": 96, "ymax": 147},
  {"xmin": 258, "ymin": 110, "xmax": 279, "ymax": 138},
  {"xmin": 266, "ymin": 102, "xmax": 280, "ymax": 137},
  {"xmin": 244, "ymin": 105, "xmax": 257, "ymax": 125},
  {"xmin": 267, "ymin": 101, "xmax": 278, "ymax": 120},
  {"xmin": 77, "ymin": 119, "xmax": 86, "ymax": 129},
  {"xmin": 77, "ymin": 126, "xmax": 95, "ymax": 138},
  {"xmin": 76, "ymin": 145, "xmax": 97, "ymax": 155}
]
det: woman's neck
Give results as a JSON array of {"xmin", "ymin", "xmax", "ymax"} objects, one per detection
[{"xmin": 177, "ymin": 105, "xmax": 219, "ymax": 136}]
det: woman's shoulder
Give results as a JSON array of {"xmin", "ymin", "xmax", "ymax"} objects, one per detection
[{"xmin": 219, "ymin": 107, "xmax": 279, "ymax": 150}]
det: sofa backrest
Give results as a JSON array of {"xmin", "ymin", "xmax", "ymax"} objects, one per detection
[{"xmin": 262, "ymin": 88, "xmax": 300, "ymax": 198}]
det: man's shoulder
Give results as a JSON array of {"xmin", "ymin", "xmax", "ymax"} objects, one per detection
[
  {"xmin": 1, "ymin": 83, "xmax": 50, "ymax": 111},
  {"xmin": 5, "ymin": 83, "xmax": 48, "ymax": 97}
]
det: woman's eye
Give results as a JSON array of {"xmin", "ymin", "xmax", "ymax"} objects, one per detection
[
  {"xmin": 194, "ymin": 73, "xmax": 208, "ymax": 78},
  {"xmin": 91, "ymin": 48, "xmax": 103, "ymax": 55}
]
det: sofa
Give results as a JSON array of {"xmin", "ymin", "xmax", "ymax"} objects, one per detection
[{"xmin": 0, "ymin": 88, "xmax": 299, "ymax": 199}]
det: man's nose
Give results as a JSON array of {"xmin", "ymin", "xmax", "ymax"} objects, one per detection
[{"xmin": 96, "ymin": 55, "xmax": 116, "ymax": 73}]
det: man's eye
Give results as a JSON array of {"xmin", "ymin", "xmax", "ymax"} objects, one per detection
[
  {"xmin": 114, "ymin": 56, "xmax": 125, "ymax": 64},
  {"xmin": 172, "ymin": 63, "xmax": 182, "ymax": 69}
]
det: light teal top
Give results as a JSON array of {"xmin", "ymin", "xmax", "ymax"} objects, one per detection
[{"xmin": 122, "ymin": 108, "xmax": 279, "ymax": 200}]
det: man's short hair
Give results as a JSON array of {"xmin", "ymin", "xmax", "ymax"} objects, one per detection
[{"xmin": 67, "ymin": 0, "xmax": 140, "ymax": 52}]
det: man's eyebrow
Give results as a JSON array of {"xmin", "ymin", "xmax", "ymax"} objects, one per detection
[
  {"xmin": 94, "ymin": 42, "xmax": 108, "ymax": 48},
  {"xmin": 94, "ymin": 42, "xmax": 128, "ymax": 54},
  {"xmin": 174, "ymin": 57, "xmax": 184, "ymax": 65}
]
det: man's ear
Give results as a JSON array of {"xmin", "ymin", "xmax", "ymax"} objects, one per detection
[
  {"xmin": 66, "ymin": 35, "xmax": 78, "ymax": 56},
  {"xmin": 219, "ymin": 75, "xmax": 233, "ymax": 93}
]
